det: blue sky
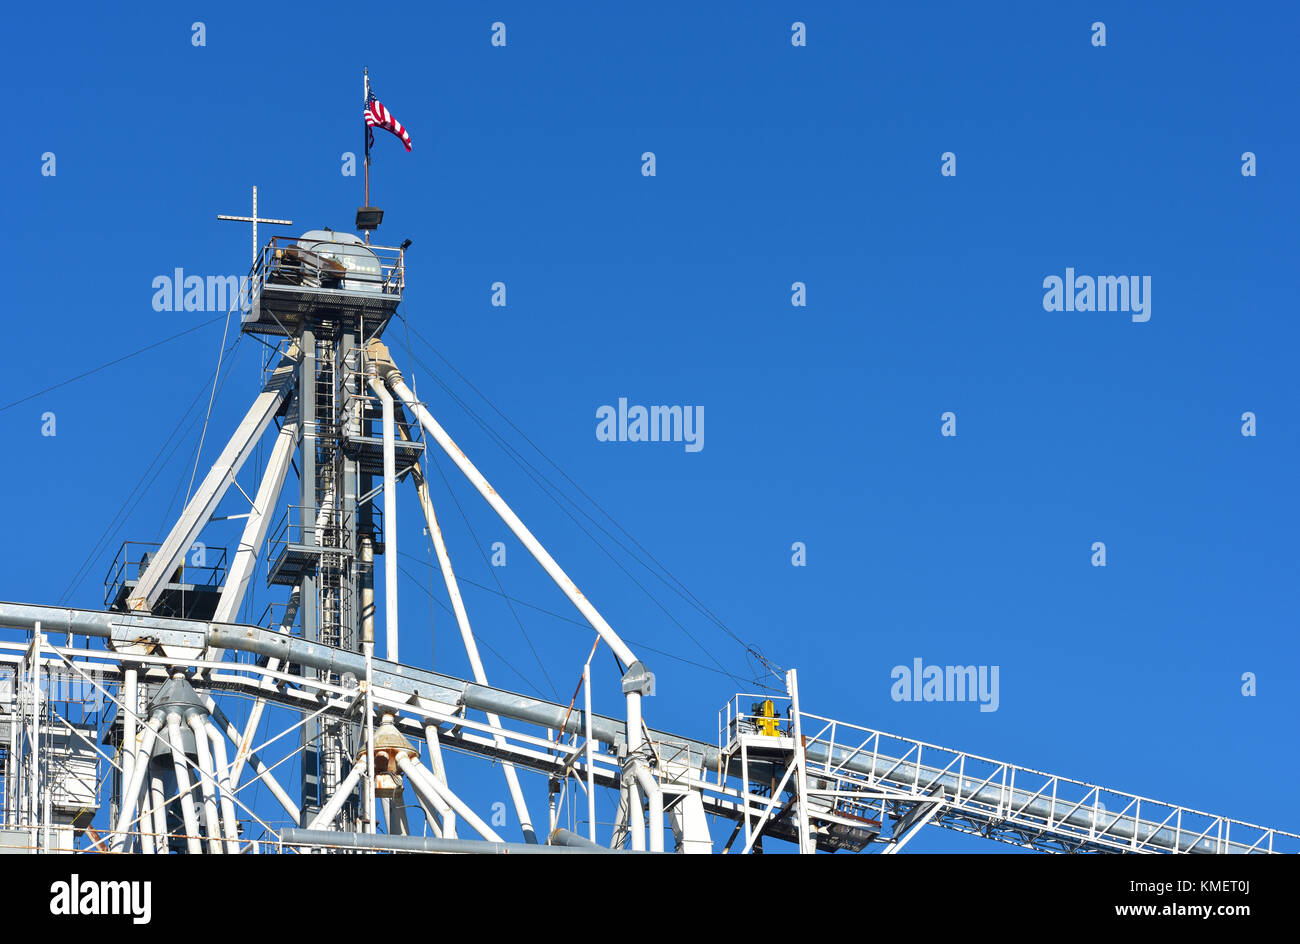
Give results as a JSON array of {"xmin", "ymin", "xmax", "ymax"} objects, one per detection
[{"xmin": 2, "ymin": 2, "xmax": 1297, "ymax": 851}]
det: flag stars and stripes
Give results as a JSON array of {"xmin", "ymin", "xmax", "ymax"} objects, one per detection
[{"xmin": 365, "ymin": 89, "xmax": 412, "ymax": 152}]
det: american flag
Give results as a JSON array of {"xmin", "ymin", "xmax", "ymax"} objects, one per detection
[{"xmin": 364, "ymin": 88, "xmax": 412, "ymax": 154}]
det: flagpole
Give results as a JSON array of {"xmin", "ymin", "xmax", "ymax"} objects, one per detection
[
  {"xmin": 363, "ymin": 68, "xmax": 371, "ymax": 206},
  {"xmin": 363, "ymin": 67, "xmax": 372, "ymax": 245}
]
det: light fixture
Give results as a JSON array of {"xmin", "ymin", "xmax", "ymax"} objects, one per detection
[{"xmin": 355, "ymin": 206, "xmax": 384, "ymax": 230}]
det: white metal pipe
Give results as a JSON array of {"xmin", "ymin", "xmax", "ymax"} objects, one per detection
[
  {"xmin": 389, "ymin": 789, "xmax": 410, "ymax": 836},
  {"xmin": 227, "ymin": 698, "xmax": 267, "ymax": 790},
  {"xmin": 29, "ymin": 629, "xmax": 41, "ymax": 851},
  {"xmin": 626, "ymin": 691, "xmax": 643, "ymax": 752},
  {"xmin": 387, "ymin": 375, "xmax": 637, "ymax": 668},
  {"xmin": 787, "ymin": 668, "xmax": 814, "ymax": 854},
  {"xmin": 5, "ymin": 711, "xmax": 16, "ymax": 827},
  {"xmin": 225, "ymin": 592, "xmax": 297, "ymax": 791},
  {"xmin": 150, "ymin": 773, "xmax": 169, "ymax": 853},
  {"xmin": 398, "ymin": 755, "xmax": 504, "ymax": 843},
  {"xmin": 360, "ymin": 535, "xmax": 375, "ymax": 647},
  {"xmin": 368, "ymin": 376, "xmax": 400, "ymax": 663},
  {"xmin": 364, "ymin": 641, "xmax": 377, "ymax": 834},
  {"xmin": 167, "ymin": 715, "xmax": 204, "ymax": 855},
  {"xmin": 634, "ymin": 763, "xmax": 664, "ymax": 853},
  {"xmin": 422, "ymin": 724, "xmax": 456, "ymax": 837},
  {"xmin": 189, "ymin": 715, "xmax": 223, "ymax": 854},
  {"xmin": 42, "ymin": 775, "xmax": 52, "ymax": 852},
  {"xmin": 13, "ymin": 671, "xmax": 21, "ymax": 830},
  {"xmin": 407, "ymin": 461, "xmax": 537, "ymax": 841},
  {"xmin": 111, "ymin": 715, "xmax": 162, "ymax": 851},
  {"xmin": 626, "ymin": 780, "xmax": 645, "ymax": 851},
  {"xmin": 406, "ymin": 781, "xmax": 443, "ymax": 838},
  {"xmin": 402, "ymin": 756, "xmax": 488, "ymax": 841},
  {"xmin": 203, "ymin": 695, "xmax": 300, "ymax": 825},
  {"xmin": 584, "ymin": 663, "xmax": 596, "ymax": 843},
  {"xmin": 122, "ymin": 668, "xmax": 137, "ymax": 818},
  {"xmin": 305, "ymin": 755, "xmax": 367, "ymax": 831},
  {"xmin": 624, "ymin": 687, "xmax": 647, "ymax": 851},
  {"xmin": 204, "ymin": 720, "xmax": 241, "ymax": 853},
  {"xmin": 138, "ymin": 761, "xmax": 155, "ymax": 855}
]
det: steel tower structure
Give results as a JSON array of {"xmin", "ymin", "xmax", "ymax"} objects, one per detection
[{"xmin": 1, "ymin": 217, "xmax": 1297, "ymax": 855}]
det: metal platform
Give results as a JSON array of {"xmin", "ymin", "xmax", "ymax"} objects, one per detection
[
  {"xmin": 241, "ymin": 234, "xmax": 404, "ymax": 338},
  {"xmin": 344, "ymin": 431, "xmax": 424, "ymax": 478},
  {"xmin": 267, "ymin": 505, "xmax": 352, "ymax": 588},
  {"xmin": 105, "ymin": 542, "xmax": 227, "ymax": 621}
]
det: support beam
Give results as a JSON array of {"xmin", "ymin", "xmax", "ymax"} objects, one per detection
[
  {"xmin": 788, "ymin": 668, "xmax": 814, "ymax": 855},
  {"xmin": 204, "ymin": 720, "xmax": 241, "ymax": 853},
  {"xmin": 364, "ymin": 641, "xmax": 377, "ymax": 834},
  {"xmin": 884, "ymin": 795, "xmax": 945, "ymax": 854},
  {"xmin": 398, "ymin": 754, "xmax": 503, "ymax": 843},
  {"xmin": 406, "ymin": 453, "xmax": 536, "ymax": 842},
  {"xmin": 367, "ymin": 376, "xmax": 400, "ymax": 663},
  {"xmin": 388, "ymin": 788, "xmax": 410, "ymax": 836},
  {"xmin": 167, "ymin": 714, "xmax": 204, "ymax": 855},
  {"xmin": 111, "ymin": 716, "xmax": 162, "ymax": 852},
  {"xmin": 382, "ymin": 352, "xmax": 657, "ymax": 847},
  {"xmin": 407, "ymin": 787, "xmax": 444, "ymax": 839},
  {"xmin": 228, "ymin": 592, "xmax": 298, "ymax": 788},
  {"xmin": 130, "ymin": 349, "xmax": 298, "ymax": 612},
  {"xmin": 381, "ymin": 366, "xmax": 636, "ymax": 669},
  {"xmin": 634, "ymin": 762, "xmax": 665, "ymax": 853},
  {"xmin": 138, "ymin": 767, "xmax": 156, "ymax": 855},
  {"xmin": 203, "ymin": 695, "xmax": 301, "ymax": 826},
  {"xmin": 584, "ymin": 662, "xmax": 596, "ymax": 843},
  {"xmin": 189, "ymin": 714, "xmax": 224, "ymax": 854},
  {"xmin": 667, "ymin": 788, "xmax": 713, "ymax": 854},
  {"xmin": 306, "ymin": 756, "xmax": 367, "ymax": 831},
  {"xmin": 149, "ymin": 774, "xmax": 169, "ymax": 853},
  {"xmin": 121, "ymin": 668, "xmax": 137, "ymax": 822},
  {"xmin": 422, "ymin": 723, "xmax": 456, "ymax": 837},
  {"xmin": 626, "ymin": 779, "xmax": 644, "ymax": 851},
  {"xmin": 741, "ymin": 754, "xmax": 799, "ymax": 855},
  {"xmin": 212, "ymin": 398, "xmax": 299, "ymax": 628}
]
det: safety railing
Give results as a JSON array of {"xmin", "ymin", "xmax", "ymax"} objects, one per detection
[
  {"xmin": 267, "ymin": 505, "xmax": 353, "ymax": 557},
  {"xmin": 104, "ymin": 541, "xmax": 228, "ymax": 609},
  {"xmin": 719, "ymin": 692, "xmax": 793, "ymax": 750},
  {"xmin": 250, "ymin": 235, "xmax": 405, "ymax": 298},
  {"xmin": 785, "ymin": 710, "xmax": 1300, "ymax": 854}
]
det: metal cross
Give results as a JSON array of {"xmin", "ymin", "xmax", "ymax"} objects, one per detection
[{"xmin": 218, "ymin": 185, "xmax": 294, "ymax": 262}]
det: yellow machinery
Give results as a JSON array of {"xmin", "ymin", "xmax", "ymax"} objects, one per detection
[{"xmin": 753, "ymin": 699, "xmax": 782, "ymax": 737}]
